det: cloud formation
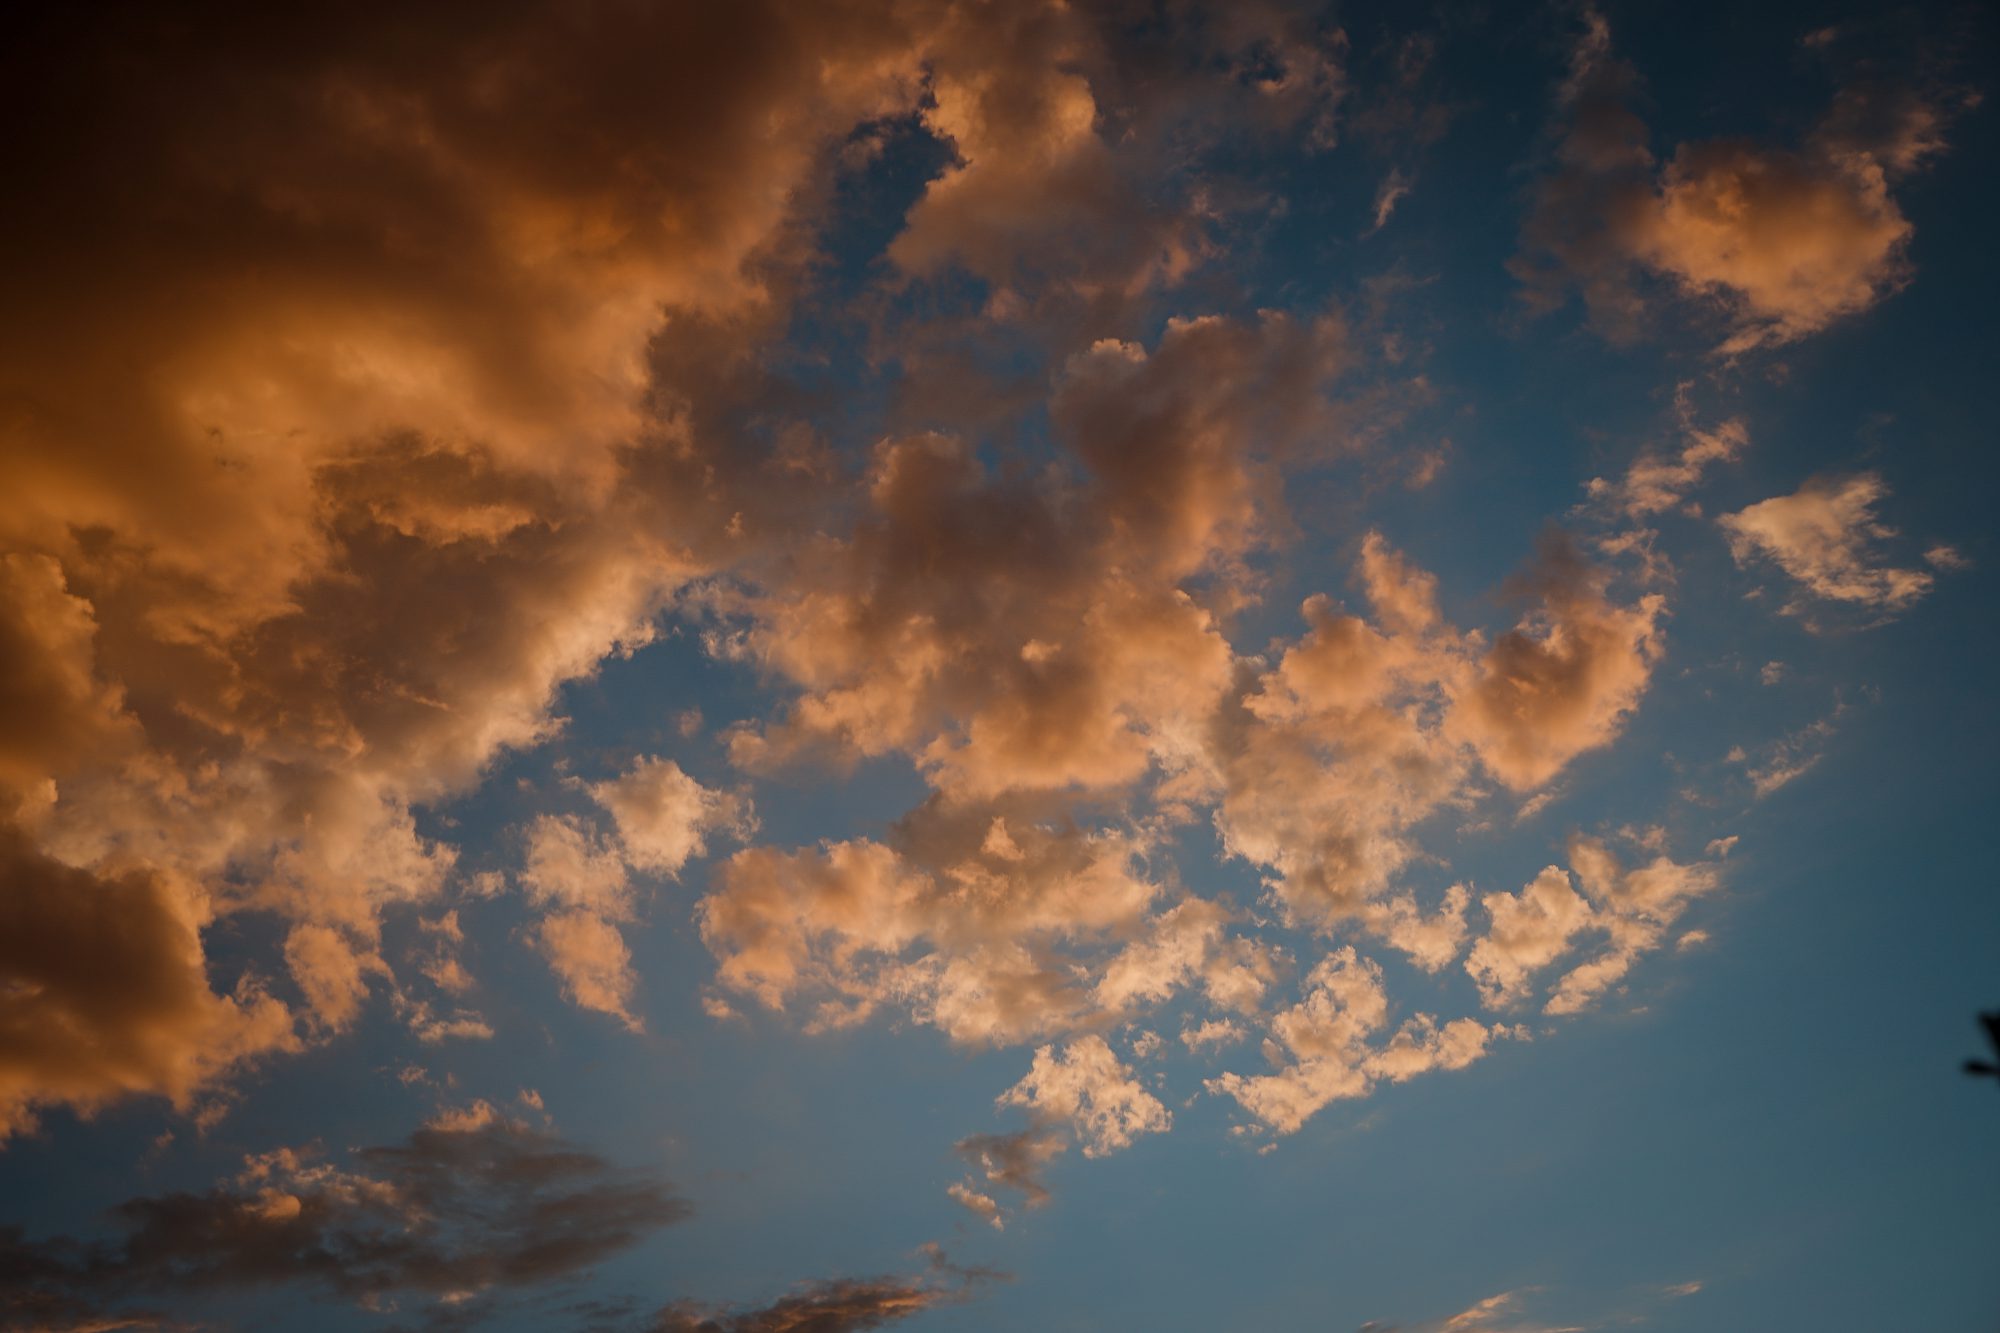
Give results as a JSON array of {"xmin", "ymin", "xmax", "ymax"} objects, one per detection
[
  {"xmin": 649, "ymin": 1246, "xmax": 994, "ymax": 1333},
  {"xmin": 1514, "ymin": 11, "xmax": 1956, "ymax": 352},
  {"xmin": 0, "ymin": 1110, "xmax": 685, "ymax": 1328},
  {"xmin": 1720, "ymin": 473, "xmax": 1944, "ymax": 616}
]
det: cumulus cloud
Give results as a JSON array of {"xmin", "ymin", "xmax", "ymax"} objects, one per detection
[
  {"xmin": 1214, "ymin": 531, "xmax": 1664, "ymax": 940},
  {"xmin": 0, "ymin": 0, "xmax": 1767, "ymax": 1187},
  {"xmin": 1719, "ymin": 473, "xmax": 1942, "ymax": 616},
  {"xmin": 1464, "ymin": 867, "xmax": 1595, "ymax": 1009},
  {"xmin": 1464, "ymin": 837, "xmax": 1720, "ymax": 1018},
  {"xmin": 698, "ymin": 813, "xmax": 1203, "ymax": 1045},
  {"xmin": 1209, "ymin": 948, "xmax": 1499, "ymax": 1136},
  {"xmin": 889, "ymin": 1, "xmax": 1204, "ymax": 298},
  {"xmin": 725, "ymin": 309, "xmax": 1344, "ymax": 799},
  {"xmin": 1449, "ymin": 537, "xmax": 1665, "ymax": 792},
  {"xmin": 998, "ymin": 1037, "xmax": 1171, "ymax": 1157},
  {"xmin": 0, "ymin": 823, "xmax": 296, "ymax": 1140},
  {"xmin": 590, "ymin": 758, "xmax": 752, "ymax": 879},
  {"xmin": 1514, "ymin": 11, "xmax": 1955, "ymax": 351},
  {"xmin": 0, "ymin": 0, "xmax": 988, "ymax": 1128},
  {"xmin": 515, "ymin": 761, "xmax": 750, "ymax": 1028}
]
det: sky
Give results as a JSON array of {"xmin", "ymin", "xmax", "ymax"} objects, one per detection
[{"xmin": 1, "ymin": 1, "xmax": 1997, "ymax": 1329}]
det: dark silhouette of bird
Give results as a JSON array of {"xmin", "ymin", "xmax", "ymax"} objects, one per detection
[{"xmin": 1965, "ymin": 1011, "xmax": 2000, "ymax": 1080}]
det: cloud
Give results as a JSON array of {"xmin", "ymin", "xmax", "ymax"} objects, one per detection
[
  {"xmin": 1362, "ymin": 1273, "xmax": 1708, "ymax": 1332},
  {"xmin": 726, "ymin": 310, "xmax": 1344, "ymax": 800},
  {"xmin": 1719, "ymin": 473, "xmax": 1940, "ymax": 616},
  {"xmin": 647, "ymin": 1246, "xmax": 995, "ymax": 1333},
  {"xmin": 0, "ymin": 0, "xmax": 1765, "ymax": 1186},
  {"xmin": 1209, "ymin": 948, "xmax": 1499, "ymax": 1136},
  {"xmin": 953, "ymin": 1128, "xmax": 1067, "ymax": 1211},
  {"xmin": 1369, "ymin": 168, "xmax": 1415, "ymax": 233},
  {"xmin": 888, "ymin": 1, "xmax": 1203, "ymax": 298},
  {"xmin": 1586, "ymin": 415, "xmax": 1747, "ymax": 519},
  {"xmin": 1362, "ymin": 1287, "xmax": 1587, "ymax": 1333},
  {"xmin": 1460, "ymin": 838, "xmax": 1720, "ymax": 1019},
  {"xmin": 997, "ymin": 1037, "xmax": 1170, "ymax": 1157},
  {"xmin": 1514, "ymin": 12, "xmax": 1954, "ymax": 351},
  {"xmin": 516, "ymin": 762, "xmax": 751, "ymax": 1029},
  {"xmin": 590, "ymin": 758, "xmax": 752, "ymax": 880},
  {"xmin": 1215, "ymin": 532, "xmax": 1664, "ymax": 937},
  {"xmin": 0, "ymin": 1112, "xmax": 685, "ymax": 1327},
  {"xmin": 1448, "ymin": 537, "xmax": 1665, "ymax": 792},
  {"xmin": 1731, "ymin": 714, "xmax": 1839, "ymax": 798},
  {"xmin": 1465, "ymin": 868, "xmax": 1595, "ymax": 1008},
  {"xmin": 0, "ymin": 823, "xmax": 296, "ymax": 1140},
  {"xmin": 0, "ymin": 0, "xmax": 1026, "ymax": 1132},
  {"xmin": 536, "ymin": 911, "xmax": 644, "ymax": 1034},
  {"xmin": 1637, "ymin": 138, "xmax": 1913, "ymax": 354}
]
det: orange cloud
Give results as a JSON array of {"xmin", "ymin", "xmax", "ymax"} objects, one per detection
[
  {"xmin": 1514, "ymin": 12, "xmax": 1956, "ymax": 352},
  {"xmin": 0, "ymin": 825, "xmax": 295, "ymax": 1139},
  {"xmin": 1720, "ymin": 472, "xmax": 1941, "ymax": 615}
]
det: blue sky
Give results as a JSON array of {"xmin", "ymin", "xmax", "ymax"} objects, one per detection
[{"xmin": 1, "ymin": 2, "xmax": 1996, "ymax": 1330}]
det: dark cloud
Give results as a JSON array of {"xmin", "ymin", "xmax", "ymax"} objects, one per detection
[
  {"xmin": 952, "ymin": 1127, "xmax": 1066, "ymax": 1208},
  {"xmin": 645, "ymin": 1248, "xmax": 997, "ymax": 1333},
  {"xmin": 0, "ymin": 822, "xmax": 295, "ymax": 1140},
  {"xmin": 0, "ymin": 1116, "xmax": 685, "ymax": 1329}
]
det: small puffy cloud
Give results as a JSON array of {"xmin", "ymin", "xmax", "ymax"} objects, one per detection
[
  {"xmin": 1460, "ymin": 836, "xmax": 1721, "ymax": 1019},
  {"xmin": 1551, "ymin": 837, "xmax": 1720, "ymax": 1016},
  {"xmin": 947, "ymin": 1181, "xmax": 1005, "ymax": 1228},
  {"xmin": 698, "ymin": 816, "xmax": 1232, "ymax": 1047},
  {"xmin": 998, "ymin": 1037, "xmax": 1170, "ymax": 1157},
  {"xmin": 1514, "ymin": 13, "xmax": 1954, "ymax": 352},
  {"xmin": 1209, "ymin": 949, "xmax": 1499, "ymax": 1136},
  {"xmin": 1367, "ymin": 886, "xmax": 1472, "ymax": 973},
  {"xmin": 519, "ymin": 814, "xmax": 646, "ymax": 1028},
  {"xmin": 521, "ymin": 815, "xmax": 633, "ymax": 919},
  {"xmin": 1720, "ymin": 473, "xmax": 1940, "ymax": 615},
  {"xmin": 590, "ymin": 757, "xmax": 751, "ymax": 879},
  {"xmin": 1448, "ymin": 538, "xmax": 1665, "ymax": 792},
  {"xmin": 1182, "ymin": 1019, "xmax": 1247, "ymax": 1052},
  {"xmin": 282, "ymin": 924, "xmax": 390, "ymax": 1035},
  {"xmin": 1587, "ymin": 417, "xmax": 1747, "ymax": 518},
  {"xmin": 518, "ymin": 766, "xmax": 750, "ymax": 1029},
  {"xmin": 1464, "ymin": 868, "xmax": 1595, "ymax": 1008},
  {"xmin": 536, "ymin": 910, "xmax": 643, "ymax": 1033}
]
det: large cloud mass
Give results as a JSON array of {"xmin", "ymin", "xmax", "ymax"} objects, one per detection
[{"xmin": 2, "ymin": 0, "xmax": 1902, "ymax": 1262}]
